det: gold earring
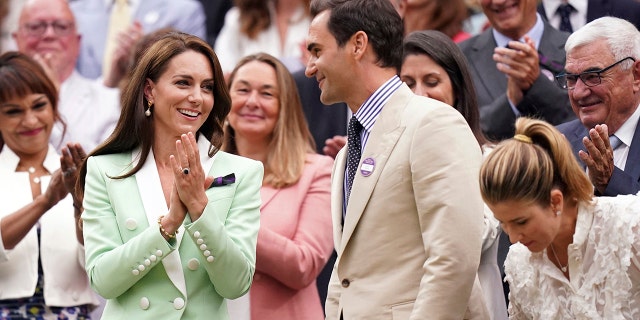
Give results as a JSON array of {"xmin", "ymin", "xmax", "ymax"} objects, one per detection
[{"xmin": 145, "ymin": 100, "xmax": 152, "ymax": 117}]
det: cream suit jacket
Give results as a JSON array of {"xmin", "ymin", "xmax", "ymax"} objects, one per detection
[
  {"xmin": 326, "ymin": 84, "xmax": 489, "ymax": 320},
  {"xmin": 82, "ymin": 138, "xmax": 263, "ymax": 320}
]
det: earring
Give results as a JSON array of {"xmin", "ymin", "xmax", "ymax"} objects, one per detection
[
  {"xmin": 556, "ymin": 210, "xmax": 562, "ymax": 216},
  {"xmin": 145, "ymin": 100, "xmax": 152, "ymax": 117}
]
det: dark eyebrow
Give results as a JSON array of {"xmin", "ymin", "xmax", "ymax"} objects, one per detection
[
  {"xmin": 306, "ymin": 42, "xmax": 318, "ymax": 52},
  {"xmin": 0, "ymin": 94, "xmax": 47, "ymax": 108}
]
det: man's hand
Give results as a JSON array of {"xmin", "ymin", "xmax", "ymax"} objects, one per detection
[
  {"xmin": 578, "ymin": 124, "xmax": 615, "ymax": 194},
  {"xmin": 493, "ymin": 36, "xmax": 540, "ymax": 105},
  {"xmin": 323, "ymin": 135, "xmax": 347, "ymax": 159}
]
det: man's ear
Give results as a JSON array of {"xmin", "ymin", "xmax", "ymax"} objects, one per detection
[
  {"xmin": 351, "ymin": 30, "xmax": 368, "ymax": 61},
  {"xmin": 631, "ymin": 59, "xmax": 640, "ymax": 93}
]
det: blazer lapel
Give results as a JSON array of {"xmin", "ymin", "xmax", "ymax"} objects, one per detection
[
  {"xmin": 134, "ymin": 148, "xmax": 188, "ymax": 298},
  {"xmin": 468, "ymin": 30, "xmax": 507, "ymax": 100},
  {"xmin": 129, "ymin": 136, "xmax": 215, "ymax": 298},
  {"xmin": 339, "ymin": 86, "xmax": 409, "ymax": 253},
  {"xmin": 260, "ymin": 187, "xmax": 280, "ymax": 210},
  {"xmin": 624, "ymin": 118, "xmax": 640, "ymax": 180},
  {"xmin": 331, "ymin": 147, "xmax": 347, "ymax": 251}
]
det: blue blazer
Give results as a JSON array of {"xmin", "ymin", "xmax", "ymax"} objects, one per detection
[
  {"xmin": 557, "ymin": 119, "xmax": 640, "ymax": 196},
  {"xmin": 82, "ymin": 140, "xmax": 263, "ymax": 319},
  {"xmin": 70, "ymin": 0, "xmax": 207, "ymax": 79}
]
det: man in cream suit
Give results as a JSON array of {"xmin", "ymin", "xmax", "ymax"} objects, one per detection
[{"xmin": 305, "ymin": 0, "xmax": 487, "ymax": 318}]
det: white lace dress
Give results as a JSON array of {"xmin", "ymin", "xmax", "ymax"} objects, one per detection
[{"xmin": 504, "ymin": 193, "xmax": 640, "ymax": 319}]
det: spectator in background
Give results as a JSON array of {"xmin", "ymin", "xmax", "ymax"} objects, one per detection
[
  {"xmin": 480, "ymin": 117, "xmax": 640, "ymax": 319},
  {"xmin": 459, "ymin": 0, "xmax": 576, "ymax": 304},
  {"xmin": 556, "ymin": 17, "xmax": 640, "ymax": 197},
  {"xmin": 459, "ymin": 0, "xmax": 574, "ymax": 141},
  {"xmin": 197, "ymin": 0, "xmax": 234, "ymax": 48},
  {"xmin": 538, "ymin": 0, "xmax": 640, "ymax": 33},
  {"xmin": 216, "ymin": 0, "xmax": 310, "ymax": 74},
  {"xmin": 401, "ymin": 0, "xmax": 471, "ymax": 42},
  {"xmin": 0, "ymin": 0, "xmax": 7, "ymax": 51},
  {"xmin": 70, "ymin": 0, "xmax": 206, "ymax": 80},
  {"xmin": 224, "ymin": 52, "xmax": 333, "ymax": 320},
  {"xmin": 12, "ymin": 0, "xmax": 120, "ymax": 152},
  {"xmin": 401, "ymin": 30, "xmax": 507, "ymax": 320},
  {"xmin": 0, "ymin": 51, "xmax": 97, "ymax": 319}
]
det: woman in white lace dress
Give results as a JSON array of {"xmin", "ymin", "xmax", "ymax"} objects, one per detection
[{"xmin": 479, "ymin": 117, "xmax": 640, "ymax": 319}]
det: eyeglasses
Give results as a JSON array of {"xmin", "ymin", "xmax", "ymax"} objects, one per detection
[
  {"xmin": 555, "ymin": 57, "xmax": 636, "ymax": 89},
  {"xmin": 20, "ymin": 20, "xmax": 75, "ymax": 37}
]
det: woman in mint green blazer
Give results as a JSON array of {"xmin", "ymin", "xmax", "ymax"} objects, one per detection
[{"xmin": 77, "ymin": 32, "xmax": 263, "ymax": 319}]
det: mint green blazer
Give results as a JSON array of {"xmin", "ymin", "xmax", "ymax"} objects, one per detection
[{"xmin": 82, "ymin": 143, "xmax": 263, "ymax": 320}]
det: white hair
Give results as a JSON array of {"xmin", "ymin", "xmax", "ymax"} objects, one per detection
[{"xmin": 565, "ymin": 17, "xmax": 640, "ymax": 70}]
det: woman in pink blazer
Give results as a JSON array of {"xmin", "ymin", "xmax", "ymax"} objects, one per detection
[{"xmin": 223, "ymin": 52, "xmax": 334, "ymax": 320}]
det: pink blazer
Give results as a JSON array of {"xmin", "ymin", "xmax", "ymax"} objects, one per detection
[{"xmin": 250, "ymin": 153, "xmax": 334, "ymax": 320}]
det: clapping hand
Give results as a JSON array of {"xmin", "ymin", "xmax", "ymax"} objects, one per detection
[
  {"xmin": 493, "ymin": 36, "xmax": 540, "ymax": 106},
  {"xmin": 579, "ymin": 124, "xmax": 615, "ymax": 194}
]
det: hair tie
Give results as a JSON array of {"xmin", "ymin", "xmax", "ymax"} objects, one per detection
[{"xmin": 513, "ymin": 134, "xmax": 532, "ymax": 144}]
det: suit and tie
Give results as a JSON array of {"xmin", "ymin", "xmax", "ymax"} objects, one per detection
[
  {"xmin": 538, "ymin": 0, "xmax": 640, "ymax": 31},
  {"xmin": 557, "ymin": 118, "xmax": 640, "ymax": 196},
  {"xmin": 326, "ymin": 82, "xmax": 488, "ymax": 319},
  {"xmin": 459, "ymin": 19, "xmax": 575, "ymax": 141},
  {"xmin": 70, "ymin": 0, "xmax": 207, "ymax": 79},
  {"xmin": 82, "ymin": 137, "xmax": 263, "ymax": 319}
]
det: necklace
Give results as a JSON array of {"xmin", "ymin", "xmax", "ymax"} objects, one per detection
[{"xmin": 549, "ymin": 243, "xmax": 567, "ymax": 273}]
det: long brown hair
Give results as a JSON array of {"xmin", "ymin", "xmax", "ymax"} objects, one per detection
[
  {"xmin": 0, "ymin": 51, "xmax": 65, "ymax": 151},
  {"xmin": 223, "ymin": 53, "xmax": 315, "ymax": 188},
  {"xmin": 77, "ymin": 32, "xmax": 230, "ymax": 195}
]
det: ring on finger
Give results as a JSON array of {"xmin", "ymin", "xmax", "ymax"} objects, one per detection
[{"xmin": 182, "ymin": 167, "xmax": 190, "ymax": 175}]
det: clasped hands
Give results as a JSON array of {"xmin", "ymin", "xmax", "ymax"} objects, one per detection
[
  {"xmin": 493, "ymin": 36, "xmax": 540, "ymax": 106},
  {"xmin": 160, "ymin": 132, "xmax": 215, "ymax": 238},
  {"xmin": 579, "ymin": 124, "xmax": 616, "ymax": 194}
]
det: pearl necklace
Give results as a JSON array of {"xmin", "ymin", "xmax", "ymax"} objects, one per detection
[{"xmin": 550, "ymin": 243, "xmax": 567, "ymax": 273}]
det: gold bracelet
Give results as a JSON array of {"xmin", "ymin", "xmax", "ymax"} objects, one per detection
[{"xmin": 158, "ymin": 215, "xmax": 178, "ymax": 239}]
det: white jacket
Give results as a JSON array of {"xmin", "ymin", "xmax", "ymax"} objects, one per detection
[{"xmin": 0, "ymin": 145, "xmax": 98, "ymax": 307}]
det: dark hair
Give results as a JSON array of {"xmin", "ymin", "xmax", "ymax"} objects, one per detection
[
  {"xmin": 402, "ymin": 30, "xmax": 488, "ymax": 146},
  {"xmin": 223, "ymin": 52, "xmax": 315, "ymax": 188},
  {"xmin": 78, "ymin": 32, "xmax": 230, "ymax": 194},
  {"xmin": 310, "ymin": 0, "xmax": 403, "ymax": 72},
  {"xmin": 0, "ymin": 51, "xmax": 64, "ymax": 150}
]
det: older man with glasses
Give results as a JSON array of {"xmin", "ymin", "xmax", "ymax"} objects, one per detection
[
  {"xmin": 556, "ymin": 16, "xmax": 640, "ymax": 197},
  {"xmin": 12, "ymin": 0, "xmax": 120, "ymax": 152}
]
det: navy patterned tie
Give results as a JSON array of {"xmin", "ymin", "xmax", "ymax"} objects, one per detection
[
  {"xmin": 346, "ymin": 116, "xmax": 362, "ymax": 203},
  {"xmin": 557, "ymin": 3, "xmax": 575, "ymax": 33}
]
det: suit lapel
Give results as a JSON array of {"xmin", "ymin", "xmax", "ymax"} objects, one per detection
[
  {"xmin": 538, "ymin": 21, "xmax": 569, "ymax": 69},
  {"xmin": 131, "ymin": 135, "xmax": 216, "ymax": 298},
  {"xmin": 260, "ymin": 187, "xmax": 280, "ymax": 210},
  {"xmin": 134, "ymin": 148, "xmax": 188, "ymax": 297},
  {"xmin": 339, "ymin": 86, "xmax": 409, "ymax": 253},
  {"xmin": 468, "ymin": 30, "xmax": 506, "ymax": 100},
  {"xmin": 624, "ymin": 118, "xmax": 640, "ymax": 180},
  {"xmin": 331, "ymin": 148, "xmax": 347, "ymax": 251}
]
